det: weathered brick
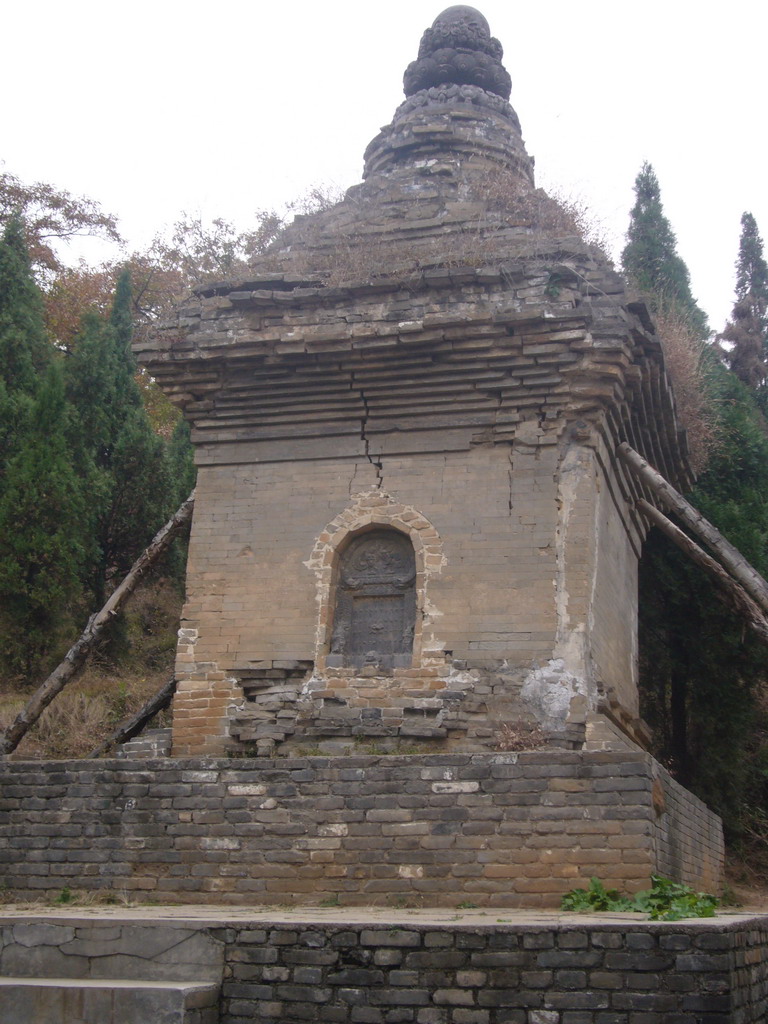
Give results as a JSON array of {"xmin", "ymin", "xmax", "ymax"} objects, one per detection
[
  {"xmin": 361, "ymin": 930, "xmax": 421, "ymax": 947},
  {"xmin": 432, "ymin": 989, "xmax": 475, "ymax": 1006},
  {"xmin": 370, "ymin": 989, "xmax": 431, "ymax": 1007},
  {"xmin": 275, "ymin": 984, "xmax": 333, "ymax": 1002}
]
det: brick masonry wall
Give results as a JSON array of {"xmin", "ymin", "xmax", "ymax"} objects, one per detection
[
  {"xmin": 0, "ymin": 752, "xmax": 723, "ymax": 905},
  {"xmin": 218, "ymin": 918, "xmax": 768, "ymax": 1024},
  {"xmin": 174, "ymin": 436, "xmax": 644, "ymax": 756},
  {"xmin": 590, "ymin": 453, "xmax": 642, "ymax": 718},
  {"xmin": 2, "ymin": 911, "xmax": 767, "ymax": 1023},
  {"xmin": 182, "ymin": 445, "xmax": 563, "ymax": 673},
  {"xmin": 655, "ymin": 766, "xmax": 726, "ymax": 892}
]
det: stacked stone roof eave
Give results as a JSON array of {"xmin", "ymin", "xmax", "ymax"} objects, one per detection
[{"xmin": 136, "ymin": 61, "xmax": 692, "ymax": 501}]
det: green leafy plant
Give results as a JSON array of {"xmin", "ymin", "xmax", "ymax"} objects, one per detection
[
  {"xmin": 560, "ymin": 877, "xmax": 634, "ymax": 913},
  {"xmin": 561, "ymin": 875, "xmax": 718, "ymax": 920},
  {"xmin": 632, "ymin": 875, "xmax": 718, "ymax": 921}
]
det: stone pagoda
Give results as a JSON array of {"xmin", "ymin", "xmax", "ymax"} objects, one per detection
[{"xmin": 138, "ymin": 6, "xmax": 693, "ymax": 761}]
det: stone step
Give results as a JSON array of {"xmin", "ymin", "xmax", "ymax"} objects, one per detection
[
  {"xmin": 0, "ymin": 976, "xmax": 219, "ymax": 1024},
  {"xmin": 118, "ymin": 727, "xmax": 172, "ymax": 758},
  {"xmin": 0, "ymin": 919, "xmax": 225, "ymax": 983}
]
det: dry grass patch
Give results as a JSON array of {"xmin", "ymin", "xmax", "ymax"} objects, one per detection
[
  {"xmin": 0, "ymin": 579, "xmax": 182, "ymax": 760},
  {"xmin": 0, "ymin": 666, "xmax": 171, "ymax": 760},
  {"xmin": 261, "ymin": 170, "xmax": 612, "ymax": 290},
  {"xmin": 655, "ymin": 311, "xmax": 718, "ymax": 474}
]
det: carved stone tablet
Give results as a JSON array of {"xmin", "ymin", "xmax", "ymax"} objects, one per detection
[{"xmin": 329, "ymin": 530, "xmax": 416, "ymax": 670}]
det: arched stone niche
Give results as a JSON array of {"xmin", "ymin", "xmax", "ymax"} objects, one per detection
[
  {"xmin": 306, "ymin": 490, "xmax": 446, "ymax": 673},
  {"xmin": 328, "ymin": 528, "xmax": 417, "ymax": 671}
]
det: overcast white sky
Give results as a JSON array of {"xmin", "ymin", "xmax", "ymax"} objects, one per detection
[{"xmin": 3, "ymin": 0, "xmax": 767, "ymax": 330}]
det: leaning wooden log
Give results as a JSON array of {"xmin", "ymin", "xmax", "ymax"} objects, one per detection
[
  {"xmin": 638, "ymin": 498, "xmax": 768, "ymax": 649},
  {"xmin": 87, "ymin": 676, "xmax": 177, "ymax": 759},
  {"xmin": 0, "ymin": 491, "xmax": 195, "ymax": 758},
  {"xmin": 619, "ymin": 442, "xmax": 768, "ymax": 617}
]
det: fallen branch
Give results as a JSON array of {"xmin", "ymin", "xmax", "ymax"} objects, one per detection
[
  {"xmin": 619, "ymin": 442, "xmax": 768, "ymax": 616},
  {"xmin": 87, "ymin": 676, "xmax": 177, "ymax": 759},
  {"xmin": 0, "ymin": 491, "xmax": 195, "ymax": 758},
  {"xmin": 638, "ymin": 498, "xmax": 768, "ymax": 649}
]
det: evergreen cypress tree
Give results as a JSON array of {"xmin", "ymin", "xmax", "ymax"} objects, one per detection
[
  {"xmin": 0, "ymin": 216, "xmax": 51, "ymax": 395},
  {"xmin": 626, "ymin": 177, "xmax": 768, "ymax": 835},
  {"xmin": 0, "ymin": 216, "xmax": 52, "ymax": 483},
  {"xmin": 65, "ymin": 270, "xmax": 173, "ymax": 604},
  {"xmin": 110, "ymin": 268, "xmax": 134, "ymax": 356},
  {"xmin": 721, "ymin": 212, "xmax": 768, "ymax": 390},
  {"xmin": 164, "ymin": 417, "xmax": 197, "ymax": 586},
  {"xmin": 0, "ymin": 215, "xmax": 86, "ymax": 680},
  {"xmin": 103, "ymin": 404, "xmax": 171, "ymax": 582},
  {"xmin": 0, "ymin": 364, "xmax": 86, "ymax": 678},
  {"xmin": 639, "ymin": 365, "xmax": 768, "ymax": 831},
  {"xmin": 167, "ymin": 417, "xmax": 196, "ymax": 508},
  {"xmin": 100, "ymin": 271, "xmax": 173, "ymax": 584},
  {"xmin": 0, "ymin": 228, "xmax": 188, "ymax": 685},
  {"xmin": 66, "ymin": 269, "xmax": 143, "ymax": 461},
  {"xmin": 61, "ymin": 311, "xmax": 118, "ymax": 595},
  {"xmin": 622, "ymin": 162, "xmax": 709, "ymax": 338}
]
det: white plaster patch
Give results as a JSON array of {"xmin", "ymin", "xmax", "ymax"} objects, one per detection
[
  {"xmin": 200, "ymin": 838, "xmax": 240, "ymax": 851},
  {"xmin": 319, "ymin": 823, "xmax": 349, "ymax": 837},
  {"xmin": 441, "ymin": 665, "xmax": 479, "ymax": 691},
  {"xmin": 552, "ymin": 444, "xmax": 596, "ymax": 681},
  {"xmin": 301, "ymin": 673, "xmax": 325, "ymax": 698},
  {"xmin": 398, "ymin": 865, "xmax": 424, "ymax": 879},
  {"xmin": 421, "ymin": 767, "xmax": 456, "ymax": 780},
  {"xmin": 520, "ymin": 659, "xmax": 589, "ymax": 729},
  {"xmin": 494, "ymin": 753, "xmax": 519, "ymax": 764}
]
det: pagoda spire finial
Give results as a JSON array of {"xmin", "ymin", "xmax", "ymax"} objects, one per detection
[{"xmin": 403, "ymin": 6, "xmax": 511, "ymax": 100}]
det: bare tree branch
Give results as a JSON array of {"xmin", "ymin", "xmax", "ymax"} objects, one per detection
[
  {"xmin": 0, "ymin": 492, "xmax": 194, "ymax": 758},
  {"xmin": 87, "ymin": 677, "xmax": 176, "ymax": 759},
  {"xmin": 637, "ymin": 499, "xmax": 768, "ymax": 649},
  {"xmin": 619, "ymin": 442, "xmax": 768, "ymax": 616}
]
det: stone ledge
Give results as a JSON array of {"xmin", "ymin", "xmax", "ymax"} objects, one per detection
[
  {"xmin": 2, "ymin": 911, "xmax": 766, "ymax": 1024},
  {"xmin": 0, "ymin": 977, "xmax": 220, "ymax": 1024}
]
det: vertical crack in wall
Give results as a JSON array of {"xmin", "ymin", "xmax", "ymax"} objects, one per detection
[
  {"xmin": 359, "ymin": 386, "xmax": 384, "ymax": 488},
  {"xmin": 348, "ymin": 458, "xmax": 360, "ymax": 496},
  {"xmin": 507, "ymin": 445, "xmax": 514, "ymax": 514},
  {"xmin": 553, "ymin": 451, "xmax": 574, "ymax": 656}
]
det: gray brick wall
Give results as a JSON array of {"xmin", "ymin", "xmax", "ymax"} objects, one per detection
[
  {"xmin": 1, "ymin": 911, "xmax": 765, "ymax": 1022},
  {"xmin": 219, "ymin": 919, "xmax": 768, "ymax": 1023},
  {"xmin": 0, "ymin": 752, "xmax": 722, "ymax": 905}
]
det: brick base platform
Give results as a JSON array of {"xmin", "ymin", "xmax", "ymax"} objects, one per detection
[
  {"xmin": 0, "ymin": 751, "xmax": 722, "ymax": 905},
  {"xmin": 0, "ymin": 907, "xmax": 766, "ymax": 1023}
]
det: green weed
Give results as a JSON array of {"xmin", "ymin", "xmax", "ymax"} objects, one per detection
[{"xmin": 561, "ymin": 875, "xmax": 718, "ymax": 921}]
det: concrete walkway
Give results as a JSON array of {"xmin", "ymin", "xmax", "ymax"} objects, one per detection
[{"xmin": 0, "ymin": 902, "xmax": 764, "ymax": 928}]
